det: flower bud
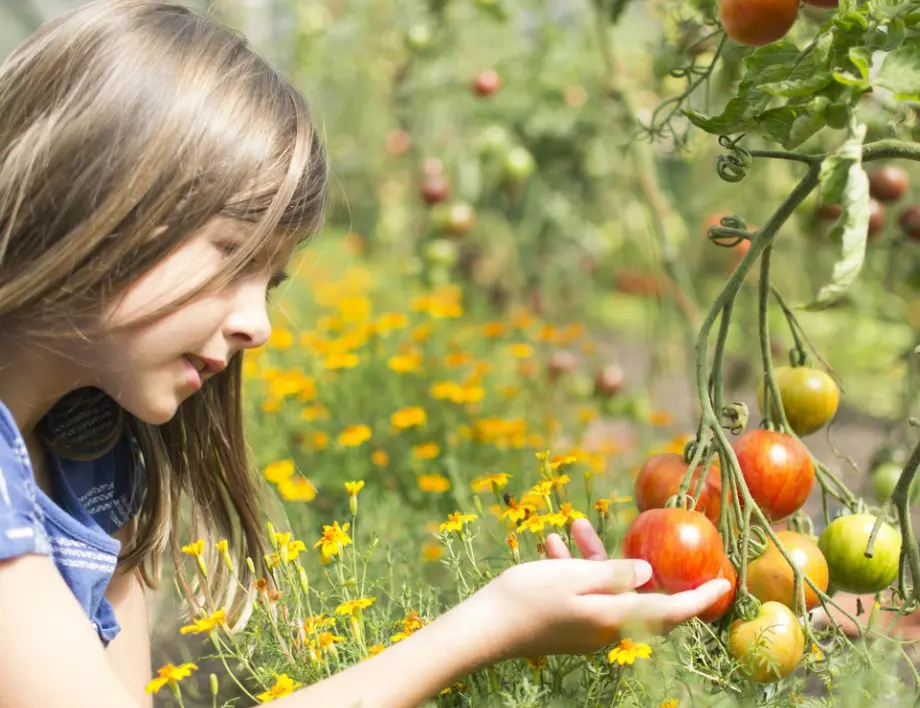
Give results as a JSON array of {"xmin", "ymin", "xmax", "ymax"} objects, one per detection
[{"xmin": 210, "ymin": 674, "xmax": 219, "ymax": 696}]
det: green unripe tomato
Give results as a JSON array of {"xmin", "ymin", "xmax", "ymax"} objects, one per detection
[
  {"xmin": 818, "ymin": 513, "xmax": 902, "ymax": 594},
  {"xmin": 871, "ymin": 462, "xmax": 920, "ymax": 503}
]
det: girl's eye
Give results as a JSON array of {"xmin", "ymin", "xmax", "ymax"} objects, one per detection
[{"xmin": 219, "ymin": 242, "xmax": 260, "ymax": 273}]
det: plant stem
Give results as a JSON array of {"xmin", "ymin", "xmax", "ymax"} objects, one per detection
[{"xmin": 758, "ymin": 245, "xmax": 790, "ymax": 431}]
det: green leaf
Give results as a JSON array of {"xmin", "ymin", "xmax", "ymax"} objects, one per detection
[
  {"xmin": 756, "ymin": 107, "xmax": 823, "ymax": 148},
  {"xmin": 804, "ymin": 125, "xmax": 871, "ymax": 310},
  {"xmin": 762, "ymin": 73, "xmax": 833, "ymax": 97},
  {"xmin": 876, "ymin": 38, "xmax": 920, "ymax": 99},
  {"xmin": 848, "ymin": 47, "xmax": 873, "ymax": 80}
]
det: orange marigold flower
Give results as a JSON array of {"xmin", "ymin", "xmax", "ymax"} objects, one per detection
[
  {"xmin": 338, "ymin": 424, "xmax": 372, "ymax": 447},
  {"xmin": 418, "ymin": 474, "xmax": 451, "ymax": 493}
]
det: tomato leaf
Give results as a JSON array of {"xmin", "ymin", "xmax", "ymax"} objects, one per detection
[
  {"xmin": 804, "ymin": 125, "xmax": 871, "ymax": 310},
  {"xmin": 762, "ymin": 73, "xmax": 833, "ymax": 97},
  {"xmin": 876, "ymin": 38, "xmax": 920, "ymax": 100},
  {"xmin": 756, "ymin": 107, "xmax": 824, "ymax": 149}
]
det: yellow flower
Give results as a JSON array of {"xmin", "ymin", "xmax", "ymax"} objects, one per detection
[
  {"xmin": 278, "ymin": 477, "xmax": 317, "ymax": 502},
  {"xmin": 310, "ymin": 631, "xmax": 346, "ymax": 655},
  {"xmin": 366, "ymin": 644, "xmax": 386, "ymax": 658},
  {"xmin": 594, "ymin": 499, "xmax": 611, "ymax": 515},
  {"xmin": 525, "ymin": 656, "xmax": 547, "ymax": 670},
  {"xmin": 301, "ymin": 403, "xmax": 330, "ymax": 421},
  {"xmin": 418, "ymin": 474, "xmax": 451, "ymax": 493},
  {"xmin": 180, "ymin": 608, "xmax": 227, "ymax": 635},
  {"xmin": 550, "ymin": 473, "xmax": 571, "ymax": 490},
  {"xmin": 335, "ymin": 597, "xmax": 376, "ymax": 616},
  {"xmin": 263, "ymin": 460, "xmax": 295, "ymax": 484},
  {"xmin": 145, "ymin": 663, "xmax": 198, "ymax": 694},
  {"xmin": 610, "ymin": 493, "xmax": 633, "ymax": 504},
  {"xmin": 542, "ymin": 512, "xmax": 567, "ymax": 528},
  {"xmin": 518, "ymin": 514, "xmax": 545, "ymax": 535},
  {"xmin": 470, "ymin": 473, "xmax": 511, "ymax": 493},
  {"xmin": 375, "ymin": 312, "xmax": 409, "ymax": 333},
  {"xmin": 558, "ymin": 503, "xmax": 587, "ymax": 523},
  {"xmin": 606, "ymin": 638, "xmax": 652, "ymax": 665},
  {"xmin": 648, "ymin": 410, "xmax": 675, "ymax": 427},
  {"xmin": 439, "ymin": 511, "xmax": 477, "ymax": 534},
  {"xmin": 550, "ymin": 455, "xmax": 577, "ymax": 471},
  {"xmin": 531, "ymin": 480, "xmax": 553, "ymax": 498},
  {"xmin": 391, "ymin": 406, "xmax": 427, "ymax": 429},
  {"xmin": 181, "ymin": 540, "xmax": 205, "ymax": 558},
  {"xmin": 313, "ymin": 521, "xmax": 352, "ymax": 559},
  {"xmin": 445, "ymin": 351, "xmax": 471, "ymax": 367},
  {"xmin": 257, "ymin": 673, "xmax": 303, "ymax": 703},
  {"xmin": 308, "ymin": 431, "xmax": 328, "ymax": 450},
  {"xmin": 345, "ymin": 480, "xmax": 365, "ymax": 496},
  {"xmin": 421, "ymin": 540, "xmax": 443, "ymax": 562},
  {"xmin": 661, "ymin": 701, "xmax": 678, "ymax": 708},
  {"xmin": 303, "ymin": 614, "xmax": 336, "ymax": 634},
  {"xmin": 499, "ymin": 497, "xmax": 536, "ymax": 525},
  {"xmin": 413, "ymin": 442, "xmax": 440, "ymax": 460},
  {"xmin": 388, "ymin": 352, "xmax": 423, "ymax": 373},
  {"xmin": 268, "ymin": 328, "xmax": 294, "ymax": 350},
  {"xmin": 323, "ymin": 352, "xmax": 359, "ymax": 369},
  {"xmin": 372, "ymin": 450, "xmax": 389, "ymax": 467},
  {"xmin": 509, "ymin": 343, "xmax": 534, "ymax": 359},
  {"xmin": 810, "ymin": 643, "xmax": 824, "ymax": 661},
  {"xmin": 215, "ymin": 539, "xmax": 229, "ymax": 554},
  {"xmin": 338, "ymin": 424, "xmax": 372, "ymax": 447},
  {"xmin": 483, "ymin": 322, "xmax": 507, "ymax": 337}
]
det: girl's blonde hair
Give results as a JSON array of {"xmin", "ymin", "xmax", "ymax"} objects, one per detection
[{"xmin": 0, "ymin": 0, "xmax": 327, "ymax": 621}]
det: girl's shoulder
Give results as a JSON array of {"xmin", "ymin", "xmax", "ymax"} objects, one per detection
[{"xmin": 0, "ymin": 400, "xmax": 53, "ymax": 560}]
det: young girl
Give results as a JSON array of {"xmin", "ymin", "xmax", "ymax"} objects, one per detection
[{"xmin": 0, "ymin": 2, "xmax": 731, "ymax": 706}]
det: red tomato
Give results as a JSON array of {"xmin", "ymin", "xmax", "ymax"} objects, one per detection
[
  {"xmin": 733, "ymin": 430, "xmax": 815, "ymax": 521},
  {"xmin": 746, "ymin": 530, "xmax": 829, "ymax": 611},
  {"xmin": 699, "ymin": 554, "xmax": 737, "ymax": 623},
  {"xmin": 621, "ymin": 508, "xmax": 724, "ymax": 594},
  {"xmin": 634, "ymin": 453, "xmax": 723, "ymax": 525},
  {"xmin": 719, "ymin": 0, "xmax": 799, "ymax": 47}
]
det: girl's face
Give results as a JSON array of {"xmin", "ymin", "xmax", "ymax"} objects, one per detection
[{"xmin": 88, "ymin": 217, "xmax": 291, "ymax": 425}]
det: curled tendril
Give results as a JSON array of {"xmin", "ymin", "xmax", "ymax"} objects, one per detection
[
  {"xmin": 721, "ymin": 402, "xmax": 749, "ymax": 435},
  {"xmin": 683, "ymin": 440, "xmax": 699, "ymax": 465},
  {"xmin": 716, "ymin": 136, "xmax": 753, "ymax": 183},
  {"xmin": 745, "ymin": 525, "xmax": 769, "ymax": 560},
  {"xmin": 734, "ymin": 591, "xmax": 762, "ymax": 622},
  {"xmin": 717, "ymin": 154, "xmax": 749, "ymax": 183},
  {"xmin": 666, "ymin": 492, "xmax": 697, "ymax": 512},
  {"xmin": 708, "ymin": 226, "xmax": 749, "ymax": 248},
  {"xmin": 669, "ymin": 67, "xmax": 691, "ymax": 79}
]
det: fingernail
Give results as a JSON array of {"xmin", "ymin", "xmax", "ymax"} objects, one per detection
[{"xmin": 633, "ymin": 560, "xmax": 652, "ymax": 586}]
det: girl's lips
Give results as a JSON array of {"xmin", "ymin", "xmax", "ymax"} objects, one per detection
[{"xmin": 183, "ymin": 355, "xmax": 203, "ymax": 391}]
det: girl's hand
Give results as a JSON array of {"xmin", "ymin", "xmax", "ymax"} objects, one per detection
[{"xmin": 471, "ymin": 518, "xmax": 732, "ymax": 661}]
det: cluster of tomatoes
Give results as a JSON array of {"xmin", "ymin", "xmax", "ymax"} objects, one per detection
[
  {"xmin": 621, "ymin": 365, "xmax": 904, "ymax": 682},
  {"xmin": 817, "ymin": 166, "xmax": 916, "ymax": 243},
  {"xmin": 719, "ymin": 0, "xmax": 836, "ymax": 48}
]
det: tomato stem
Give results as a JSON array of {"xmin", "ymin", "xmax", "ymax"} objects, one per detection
[{"xmin": 758, "ymin": 244, "xmax": 789, "ymax": 433}]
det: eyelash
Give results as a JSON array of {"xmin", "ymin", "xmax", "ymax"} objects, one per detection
[{"xmin": 219, "ymin": 243, "xmax": 284, "ymax": 300}]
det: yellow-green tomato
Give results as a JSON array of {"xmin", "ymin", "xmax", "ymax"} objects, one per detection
[
  {"xmin": 757, "ymin": 366, "xmax": 839, "ymax": 436},
  {"xmin": 728, "ymin": 601, "xmax": 805, "ymax": 683},
  {"xmin": 872, "ymin": 462, "xmax": 920, "ymax": 503},
  {"xmin": 818, "ymin": 513, "xmax": 902, "ymax": 594}
]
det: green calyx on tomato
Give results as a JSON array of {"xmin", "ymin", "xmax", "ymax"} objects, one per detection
[
  {"xmin": 818, "ymin": 513, "xmax": 902, "ymax": 594},
  {"xmin": 756, "ymin": 366, "xmax": 839, "ymax": 437},
  {"xmin": 728, "ymin": 601, "xmax": 805, "ymax": 683}
]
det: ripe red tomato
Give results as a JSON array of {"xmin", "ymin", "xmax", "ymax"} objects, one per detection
[
  {"xmin": 634, "ymin": 453, "xmax": 723, "ymax": 525},
  {"xmin": 718, "ymin": 0, "xmax": 799, "ymax": 47},
  {"xmin": 733, "ymin": 430, "xmax": 815, "ymax": 521},
  {"xmin": 621, "ymin": 508, "xmax": 724, "ymax": 594},
  {"xmin": 756, "ymin": 366, "xmax": 839, "ymax": 437},
  {"xmin": 746, "ymin": 531, "xmax": 829, "ymax": 611},
  {"xmin": 728, "ymin": 601, "xmax": 804, "ymax": 682},
  {"xmin": 803, "ymin": 0, "xmax": 837, "ymax": 6},
  {"xmin": 699, "ymin": 554, "xmax": 737, "ymax": 622},
  {"xmin": 818, "ymin": 513, "xmax": 902, "ymax": 594},
  {"xmin": 613, "ymin": 270, "xmax": 664, "ymax": 298},
  {"xmin": 420, "ymin": 175, "xmax": 450, "ymax": 205},
  {"xmin": 868, "ymin": 198, "xmax": 887, "ymax": 240},
  {"xmin": 869, "ymin": 166, "xmax": 909, "ymax": 203},
  {"xmin": 472, "ymin": 69, "xmax": 501, "ymax": 97},
  {"xmin": 899, "ymin": 205, "xmax": 920, "ymax": 241},
  {"xmin": 593, "ymin": 364, "xmax": 625, "ymax": 397}
]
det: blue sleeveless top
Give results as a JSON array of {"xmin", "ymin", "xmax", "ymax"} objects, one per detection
[{"xmin": 0, "ymin": 400, "xmax": 146, "ymax": 645}]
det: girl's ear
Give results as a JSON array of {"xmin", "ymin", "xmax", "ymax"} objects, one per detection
[{"xmin": 40, "ymin": 387, "xmax": 124, "ymax": 461}]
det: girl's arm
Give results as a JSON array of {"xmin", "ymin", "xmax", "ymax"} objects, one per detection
[
  {"xmin": 0, "ymin": 554, "xmax": 139, "ymax": 708},
  {"xmin": 104, "ymin": 565, "xmax": 153, "ymax": 708}
]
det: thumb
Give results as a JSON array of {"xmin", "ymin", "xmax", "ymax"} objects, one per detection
[{"xmin": 575, "ymin": 558, "xmax": 653, "ymax": 596}]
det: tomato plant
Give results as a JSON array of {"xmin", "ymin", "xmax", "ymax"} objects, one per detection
[
  {"xmin": 733, "ymin": 430, "xmax": 815, "ymax": 521},
  {"xmin": 818, "ymin": 514, "xmax": 902, "ymax": 594},
  {"xmin": 634, "ymin": 452, "xmax": 723, "ymax": 525},
  {"xmin": 471, "ymin": 69, "xmax": 501, "ymax": 97},
  {"xmin": 869, "ymin": 166, "xmax": 909, "ymax": 203},
  {"xmin": 746, "ymin": 530, "xmax": 829, "ymax": 611},
  {"xmin": 728, "ymin": 601, "xmax": 805, "ymax": 683},
  {"xmin": 757, "ymin": 365, "xmax": 839, "ymax": 436},
  {"xmin": 718, "ymin": 0, "xmax": 799, "ymax": 48},
  {"xmin": 593, "ymin": 364, "xmax": 625, "ymax": 397},
  {"xmin": 899, "ymin": 205, "xmax": 920, "ymax": 241},
  {"xmin": 621, "ymin": 508, "xmax": 724, "ymax": 594}
]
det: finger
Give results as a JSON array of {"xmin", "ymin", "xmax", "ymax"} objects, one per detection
[
  {"xmin": 587, "ymin": 579, "xmax": 732, "ymax": 631},
  {"xmin": 545, "ymin": 533, "xmax": 571, "ymax": 559},
  {"xmin": 570, "ymin": 518, "xmax": 608, "ymax": 561},
  {"xmin": 573, "ymin": 558, "xmax": 653, "ymax": 595}
]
